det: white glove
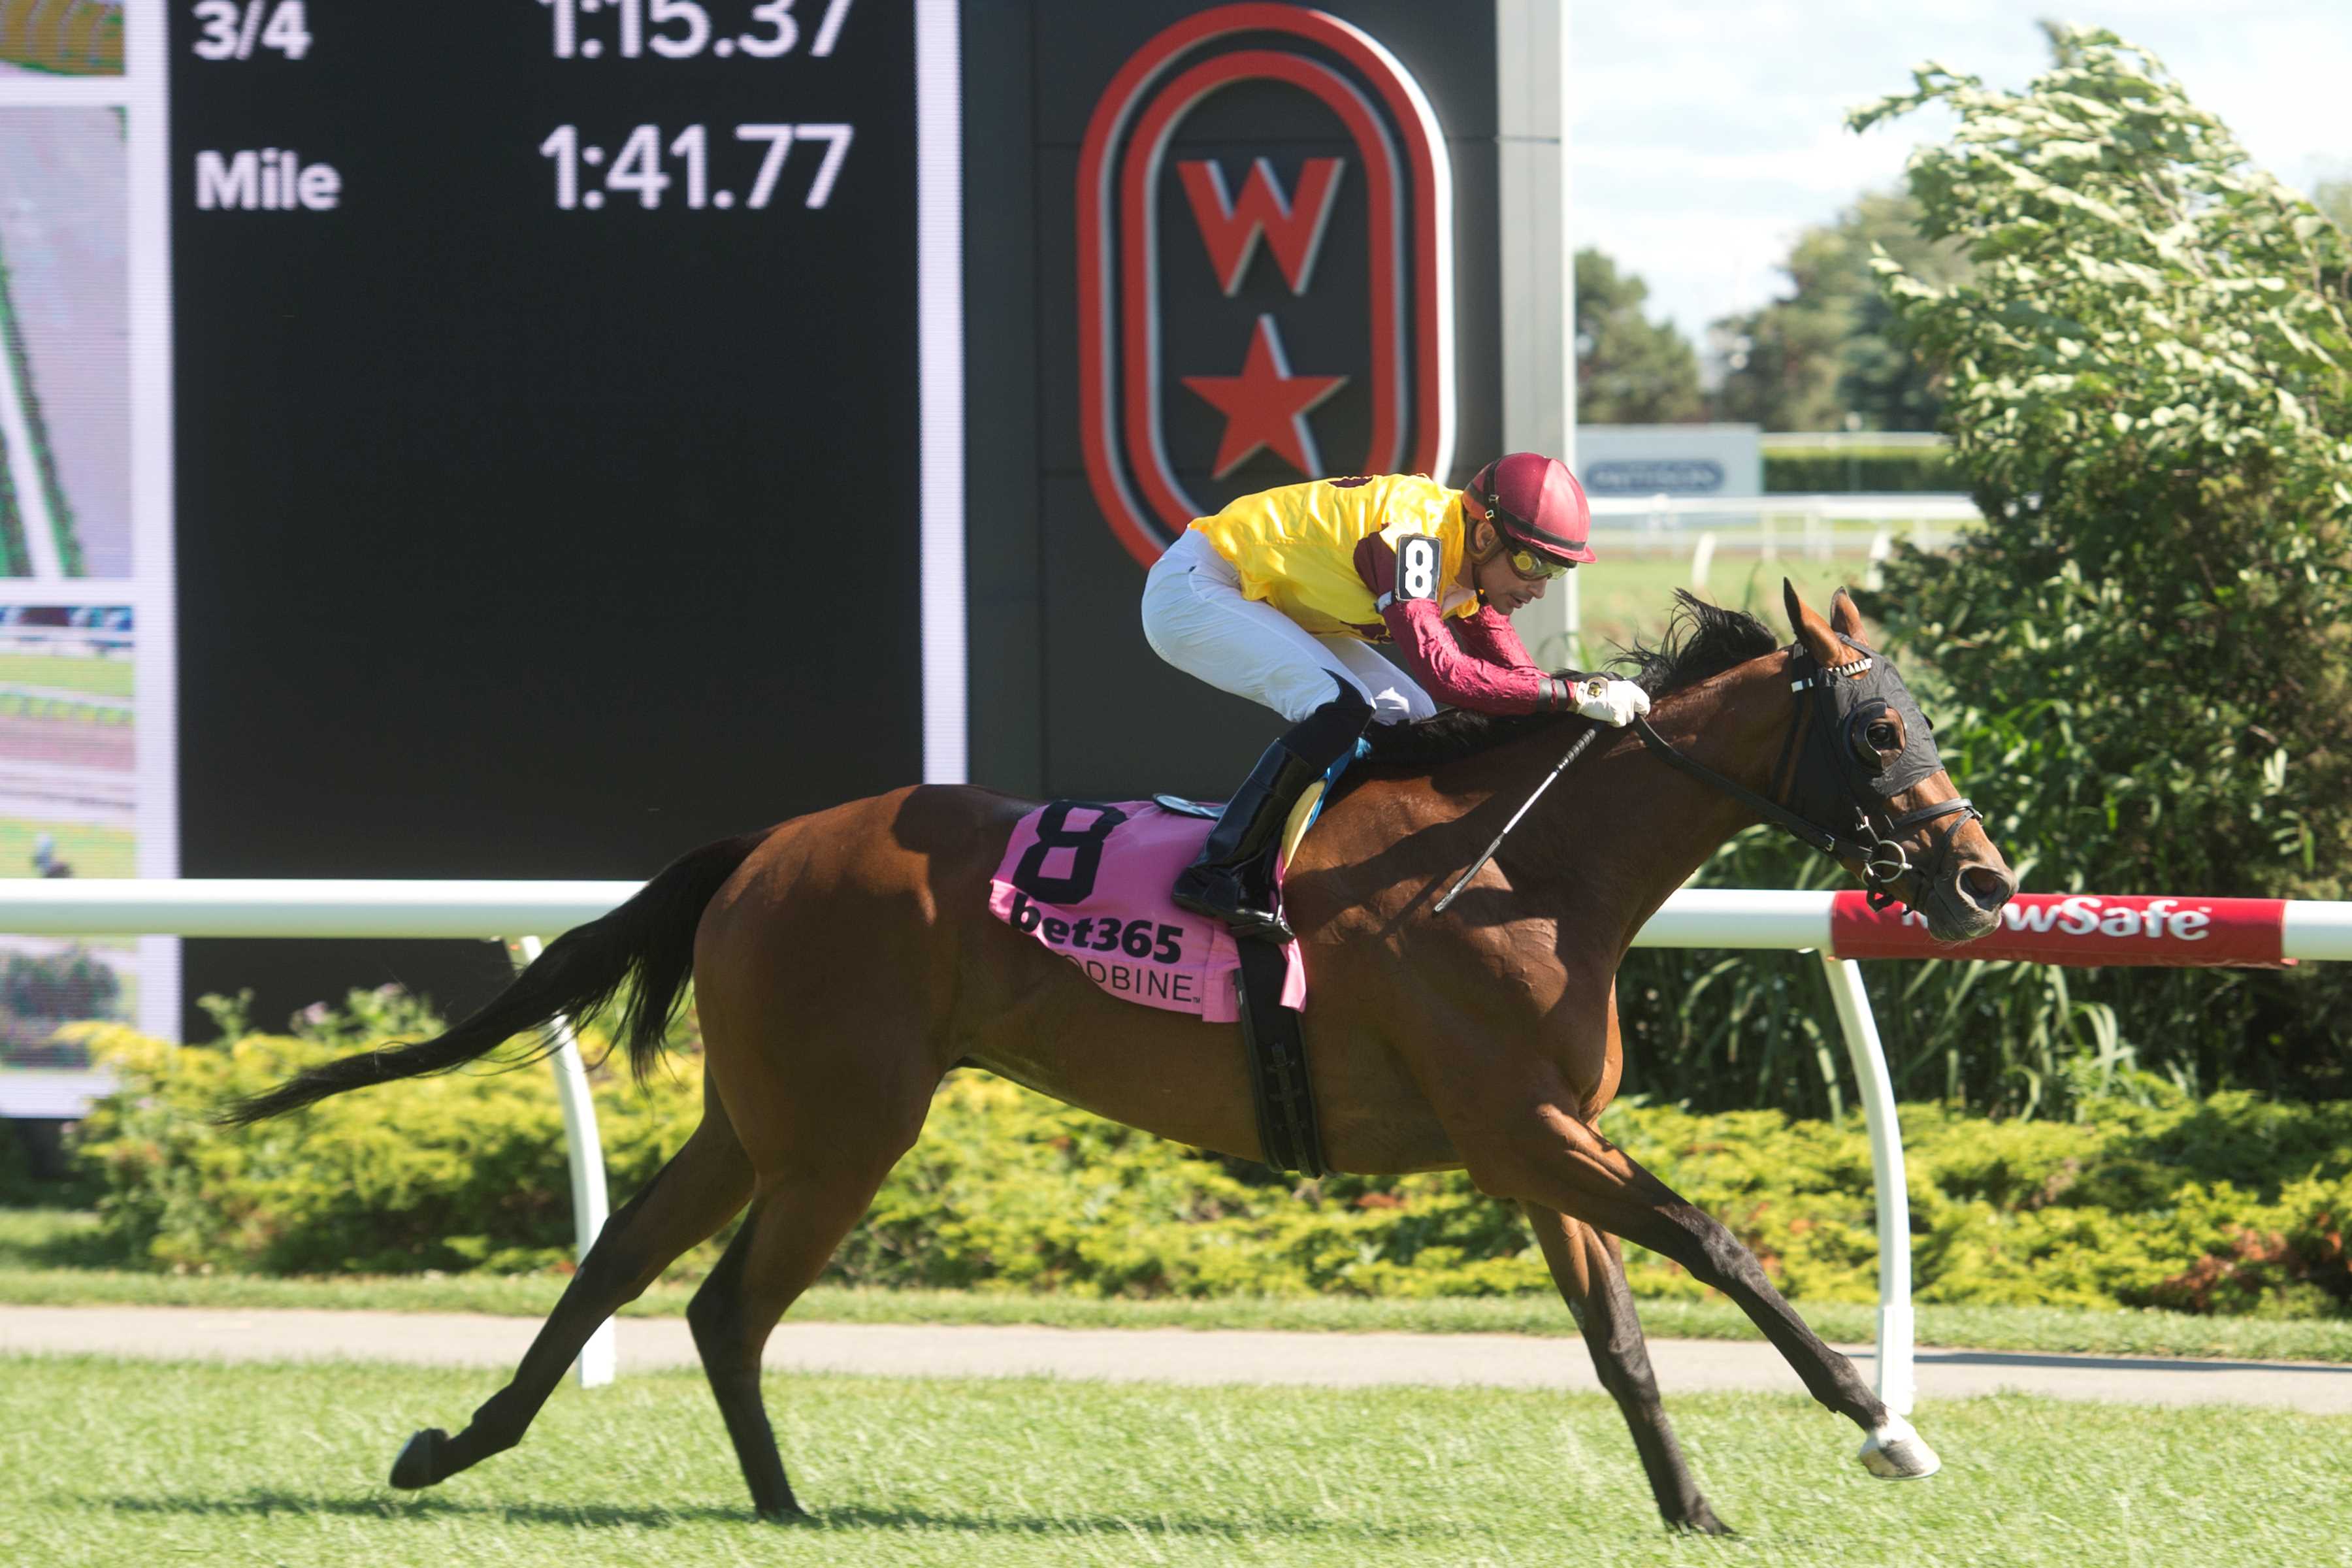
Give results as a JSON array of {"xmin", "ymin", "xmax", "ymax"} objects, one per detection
[{"xmin": 1574, "ymin": 678, "xmax": 1652, "ymax": 728}]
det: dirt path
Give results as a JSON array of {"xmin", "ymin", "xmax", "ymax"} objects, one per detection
[{"xmin": 6, "ymin": 1305, "xmax": 2351, "ymax": 1411}]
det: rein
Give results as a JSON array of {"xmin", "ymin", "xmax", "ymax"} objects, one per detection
[{"xmin": 1629, "ymin": 647, "xmax": 1978, "ymax": 911}]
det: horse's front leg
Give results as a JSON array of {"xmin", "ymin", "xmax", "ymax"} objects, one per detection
[
  {"xmin": 1520, "ymin": 1201, "xmax": 1732, "ymax": 1534},
  {"xmin": 1465, "ymin": 1090, "xmax": 1937, "ymax": 1480}
]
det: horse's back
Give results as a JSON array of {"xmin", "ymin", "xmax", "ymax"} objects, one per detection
[{"xmin": 698, "ymin": 783, "xmax": 1029, "ymax": 951}]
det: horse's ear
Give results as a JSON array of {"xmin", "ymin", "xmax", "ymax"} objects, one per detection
[
  {"xmin": 1828, "ymin": 587, "xmax": 1867, "ymax": 641},
  {"xmin": 1783, "ymin": 578, "xmax": 1843, "ymax": 665}
]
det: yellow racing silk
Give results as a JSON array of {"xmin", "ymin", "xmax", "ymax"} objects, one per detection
[{"xmin": 1187, "ymin": 474, "xmax": 1479, "ymax": 640}]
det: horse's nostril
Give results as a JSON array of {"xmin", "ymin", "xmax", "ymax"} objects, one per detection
[{"xmin": 1958, "ymin": 864, "xmax": 2014, "ymax": 911}]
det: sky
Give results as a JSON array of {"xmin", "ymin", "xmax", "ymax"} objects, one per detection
[{"xmin": 1571, "ymin": 1, "xmax": 2352, "ymax": 344}]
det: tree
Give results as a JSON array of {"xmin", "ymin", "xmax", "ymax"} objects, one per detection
[
  {"xmin": 2315, "ymin": 176, "xmax": 2352, "ymax": 237},
  {"xmin": 1711, "ymin": 189, "xmax": 1972, "ymax": 431},
  {"xmin": 1850, "ymin": 27, "xmax": 2352, "ymax": 1096},
  {"xmin": 1573, "ymin": 247, "xmax": 1705, "ymax": 423}
]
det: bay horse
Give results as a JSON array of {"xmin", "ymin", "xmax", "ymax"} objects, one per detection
[{"xmin": 225, "ymin": 583, "xmax": 2015, "ymax": 1535}]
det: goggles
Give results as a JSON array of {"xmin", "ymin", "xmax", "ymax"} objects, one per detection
[{"xmin": 1503, "ymin": 546, "xmax": 1573, "ymax": 581}]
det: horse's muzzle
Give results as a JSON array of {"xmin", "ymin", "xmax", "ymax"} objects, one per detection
[{"xmin": 1919, "ymin": 858, "xmax": 2015, "ymax": 942}]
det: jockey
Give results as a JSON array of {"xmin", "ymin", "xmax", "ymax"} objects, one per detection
[{"xmin": 1141, "ymin": 452, "xmax": 1653, "ymax": 941}]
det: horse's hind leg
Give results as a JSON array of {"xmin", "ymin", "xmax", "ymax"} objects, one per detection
[
  {"xmin": 684, "ymin": 1092, "xmax": 929, "ymax": 1524},
  {"xmin": 1522, "ymin": 1203, "xmax": 1731, "ymax": 1535},
  {"xmin": 389, "ymin": 1083, "xmax": 755, "ymax": 1491}
]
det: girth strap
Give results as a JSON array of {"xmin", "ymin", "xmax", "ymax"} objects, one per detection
[{"xmin": 1233, "ymin": 937, "xmax": 1326, "ymax": 1179}]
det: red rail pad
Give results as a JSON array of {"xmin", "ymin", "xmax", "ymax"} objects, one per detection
[{"xmin": 1829, "ymin": 891, "xmax": 2291, "ymax": 968}]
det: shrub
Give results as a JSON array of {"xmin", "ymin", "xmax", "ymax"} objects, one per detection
[
  {"xmin": 1624, "ymin": 29, "xmax": 2352, "ymax": 1117},
  {"xmin": 1764, "ymin": 448, "xmax": 1962, "ymax": 493},
  {"xmin": 61, "ymin": 1011, "xmax": 2352, "ymax": 1318},
  {"xmin": 1846, "ymin": 28, "xmax": 2352, "ymax": 1101},
  {"xmin": 71, "ymin": 1011, "xmax": 706, "ymax": 1277}
]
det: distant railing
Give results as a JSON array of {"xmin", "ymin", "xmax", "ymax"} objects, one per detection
[
  {"xmin": 1548, "ymin": 493, "xmax": 1982, "ymax": 644},
  {"xmin": 1586, "ymin": 491, "xmax": 1979, "ymax": 547}
]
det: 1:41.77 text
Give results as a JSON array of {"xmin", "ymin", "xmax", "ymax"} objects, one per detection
[{"xmin": 538, "ymin": 123, "xmax": 852, "ymax": 210}]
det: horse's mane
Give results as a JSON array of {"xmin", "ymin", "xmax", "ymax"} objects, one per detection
[{"xmin": 1352, "ymin": 591, "xmax": 1781, "ymax": 772}]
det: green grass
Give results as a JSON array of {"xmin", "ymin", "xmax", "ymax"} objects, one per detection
[
  {"xmin": 0, "ymin": 818, "xmax": 136, "ymax": 879},
  {"xmin": 1, "ymin": 1356, "xmax": 2345, "ymax": 1566},
  {"xmin": 9, "ymin": 1210, "xmax": 2350, "ymax": 1365},
  {"xmin": 0, "ymin": 650, "xmax": 133, "ymax": 700}
]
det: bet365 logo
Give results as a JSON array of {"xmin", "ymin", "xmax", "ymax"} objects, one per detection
[{"xmin": 1077, "ymin": 3, "xmax": 1456, "ymax": 568}]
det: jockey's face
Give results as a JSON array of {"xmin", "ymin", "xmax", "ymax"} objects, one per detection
[{"xmin": 1465, "ymin": 521, "xmax": 1554, "ymax": 613}]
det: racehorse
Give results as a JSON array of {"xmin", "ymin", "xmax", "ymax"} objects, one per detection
[{"xmin": 224, "ymin": 583, "xmax": 2015, "ymax": 1535}]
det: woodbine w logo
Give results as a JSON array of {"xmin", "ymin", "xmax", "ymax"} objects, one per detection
[{"xmin": 1077, "ymin": 3, "xmax": 1456, "ymax": 568}]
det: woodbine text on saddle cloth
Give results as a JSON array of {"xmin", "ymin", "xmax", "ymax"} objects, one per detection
[{"xmin": 987, "ymin": 800, "xmax": 1308, "ymax": 1022}]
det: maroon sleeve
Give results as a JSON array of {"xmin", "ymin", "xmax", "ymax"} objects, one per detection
[
  {"xmin": 1380, "ymin": 598, "xmax": 1571, "ymax": 715},
  {"xmin": 1452, "ymin": 603, "xmax": 1541, "ymax": 671}
]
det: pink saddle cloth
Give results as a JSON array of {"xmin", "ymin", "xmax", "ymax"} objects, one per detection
[{"xmin": 987, "ymin": 800, "xmax": 1307, "ymax": 1023}]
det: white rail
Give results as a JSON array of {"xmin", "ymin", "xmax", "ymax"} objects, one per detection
[
  {"xmin": 18, "ymin": 879, "xmax": 2336, "ymax": 960},
  {"xmin": 0, "ymin": 879, "xmax": 642, "ymax": 938},
  {"xmin": 7, "ymin": 879, "xmax": 2347, "ymax": 1411},
  {"xmin": 1586, "ymin": 491, "xmax": 1980, "ymax": 523}
]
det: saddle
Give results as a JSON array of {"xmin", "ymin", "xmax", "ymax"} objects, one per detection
[{"xmin": 987, "ymin": 792, "xmax": 1331, "ymax": 1177}]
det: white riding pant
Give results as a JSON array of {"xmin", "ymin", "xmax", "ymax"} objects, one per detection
[{"xmin": 1141, "ymin": 531, "xmax": 1436, "ymax": 725}]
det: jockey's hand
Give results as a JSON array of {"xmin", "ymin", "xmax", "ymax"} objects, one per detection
[{"xmin": 1573, "ymin": 677, "xmax": 1652, "ymax": 727}]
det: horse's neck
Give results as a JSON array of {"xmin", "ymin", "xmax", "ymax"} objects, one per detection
[{"xmin": 1514, "ymin": 652, "xmax": 1798, "ymax": 956}]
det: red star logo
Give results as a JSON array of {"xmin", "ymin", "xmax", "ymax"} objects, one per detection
[{"xmin": 1181, "ymin": 315, "xmax": 1348, "ymax": 479}]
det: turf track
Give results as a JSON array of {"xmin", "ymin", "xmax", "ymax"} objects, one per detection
[{"xmin": 5, "ymin": 1356, "xmax": 2346, "ymax": 1566}]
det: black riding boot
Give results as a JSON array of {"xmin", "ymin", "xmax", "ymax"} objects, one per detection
[{"xmin": 1173, "ymin": 681, "xmax": 1373, "ymax": 943}]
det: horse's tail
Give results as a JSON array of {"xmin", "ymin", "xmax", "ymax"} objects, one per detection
[{"xmin": 215, "ymin": 831, "xmax": 772, "ymax": 1126}]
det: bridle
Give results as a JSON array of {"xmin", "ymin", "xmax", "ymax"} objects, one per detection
[{"xmin": 1631, "ymin": 637, "xmax": 1980, "ymax": 913}]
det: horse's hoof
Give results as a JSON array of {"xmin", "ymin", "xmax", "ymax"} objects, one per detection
[
  {"xmin": 1673, "ymin": 1507, "xmax": 1737, "ymax": 1537},
  {"xmin": 755, "ymin": 1504, "xmax": 813, "ymax": 1526},
  {"xmin": 1857, "ymin": 1414, "xmax": 1941, "ymax": 1480},
  {"xmin": 389, "ymin": 1428, "xmax": 448, "ymax": 1490}
]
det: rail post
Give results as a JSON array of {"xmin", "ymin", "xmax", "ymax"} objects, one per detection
[
  {"xmin": 1864, "ymin": 527, "xmax": 1894, "ymax": 591},
  {"xmin": 1816, "ymin": 951, "xmax": 1914, "ymax": 1414},
  {"xmin": 1688, "ymin": 531, "xmax": 1717, "ymax": 593},
  {"xmin": 507, "ymin": 934, "xmax": 617, "ymax": 1388}
]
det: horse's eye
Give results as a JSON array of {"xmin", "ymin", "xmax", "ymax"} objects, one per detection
[{"xmin": 1851, "ymin": 711, "xmax": 1904, "ymax": 768}]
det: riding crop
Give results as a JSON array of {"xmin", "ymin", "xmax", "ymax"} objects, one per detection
[{"xmin": 1431, "ymin": 724, "xmax": 1602, "ymax": 915}]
